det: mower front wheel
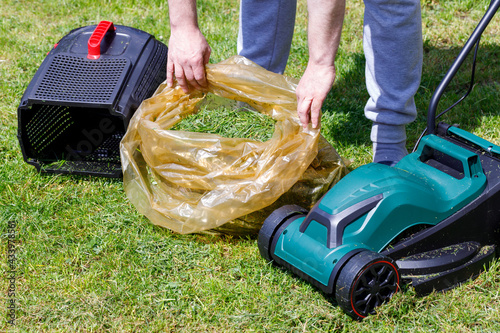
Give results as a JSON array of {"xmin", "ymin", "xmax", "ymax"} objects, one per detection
[
  {"xmin": 258, "ymin": 205, "xmax": 308, "ymax": 262},
  {"xmin": 335, "ymin": 251, "xmax": 400, "ymax": 320}
]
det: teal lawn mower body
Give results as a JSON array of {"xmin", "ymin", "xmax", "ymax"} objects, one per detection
[
  {"xmin": 273, "ymin": 134, "xmax": 487, "ymax": 286},
  {"xmin": 258, "ymin": 0, "xmax": 500, "ymax": 320}
]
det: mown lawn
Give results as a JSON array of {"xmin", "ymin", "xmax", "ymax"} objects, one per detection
[{"xmin": 1, "ymin": 0, "xmax": 500, "ymax": 331}]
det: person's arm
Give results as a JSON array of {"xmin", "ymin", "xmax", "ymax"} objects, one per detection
[
  {"xmin": 166, "ymin": 0, "xmax": 211, "ymax": 93},
  {"xmin": 296, "ymin": 0, "xmax": 345, "ymax": 129}
]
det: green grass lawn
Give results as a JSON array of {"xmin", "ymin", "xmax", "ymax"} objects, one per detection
[{"xmin": 1, "ymin": 0, "xmax": 500, "ymax": 331}]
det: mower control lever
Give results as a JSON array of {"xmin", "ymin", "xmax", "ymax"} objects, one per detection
[
  {"xmin": 448, "ymin": 126, "xmax": 500, "ymax": 155},
  {"xmin": 427, "ymin": 0, "xmax": 499, "ymax": 134}
]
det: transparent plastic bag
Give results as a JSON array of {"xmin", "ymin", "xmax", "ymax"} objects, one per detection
[
  {"xmin": 120, "ymin": 56, "xmax": 348, "ymax": 234},
  {"xmin": 207, "ymin": 135, "xmax": 348, "ymax": 235}
]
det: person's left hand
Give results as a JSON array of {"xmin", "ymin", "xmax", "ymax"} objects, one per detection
[{"xmin": 296, "ymin": 63, "xmax": 336, "ymax": 129}]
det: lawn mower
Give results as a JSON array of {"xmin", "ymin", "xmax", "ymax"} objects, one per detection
[{"xmin": 258, "ymin": 0, "xmax": 500, "ymax": 320}]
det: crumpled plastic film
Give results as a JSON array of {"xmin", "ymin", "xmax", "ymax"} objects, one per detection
[
  {"xmin": 207, "ymin": 135, "xmax": 349, "ymax": 236},
  {"xmin": 120, "ymin": 55, "xmax": 348, "ymax": 234}
]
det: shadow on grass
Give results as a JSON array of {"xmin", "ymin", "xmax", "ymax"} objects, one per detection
[{"xmin": 33, "ymin": 169, "xmax": 124, "ymax": 184}]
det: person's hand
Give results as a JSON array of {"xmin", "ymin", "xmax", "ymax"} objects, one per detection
[
  {"xmin": 296, "ymin": 63, "xmax": 336, "ymax": 129},
  {"xmin": 166, "ymin": 27, "xmax": 211, "ymax": 93}
]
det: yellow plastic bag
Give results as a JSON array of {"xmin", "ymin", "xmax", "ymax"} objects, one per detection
[
  {"xmin": 207, "ymin": 135, "xmax": 348, "ymax": 235},
  {"xmin": 120, "ymin": 56, "xmax": 347, "ymax": 234}
]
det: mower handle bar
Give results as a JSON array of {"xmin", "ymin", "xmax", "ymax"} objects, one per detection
[{"xmin": 427, "ymin": 0, "xmax": 500, "ymax": 135}]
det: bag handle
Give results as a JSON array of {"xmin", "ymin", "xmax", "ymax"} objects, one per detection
[{"xmin": 87, "ymin": 21, "xmax": 116, "ymax": 60}]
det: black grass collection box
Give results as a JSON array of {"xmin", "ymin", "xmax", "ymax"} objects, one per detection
[{"xmin": 18, "ymin": 21, "xmax": 168, "ymax": 177}]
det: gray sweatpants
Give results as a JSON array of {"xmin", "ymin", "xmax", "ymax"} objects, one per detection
[{"xmin": 237, "ymin": 0, "xmax": 423, "ymax": 163}]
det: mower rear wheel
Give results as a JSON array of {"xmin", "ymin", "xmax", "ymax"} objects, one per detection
[
  {"xmin": 258, "ymin": 205, "xmax": 308, "ymax": 262},
  {"xmin": 335, "ymin": 251, "xmax": 400, "ymax": 320}
]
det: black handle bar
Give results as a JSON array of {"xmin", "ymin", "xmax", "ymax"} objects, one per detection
[{"xmin": 427, "ymin": 0, "xmax": 500, "ymax": 134}]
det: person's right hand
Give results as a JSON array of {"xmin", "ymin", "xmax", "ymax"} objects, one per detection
[{"xmin": 166, "ymin": 27, "xmax": 211, "ymax": 93}]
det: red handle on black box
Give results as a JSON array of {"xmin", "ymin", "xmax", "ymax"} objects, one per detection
[{"xmin": 87, "ymin": 21, "xmax": 116, "ymax": 60}]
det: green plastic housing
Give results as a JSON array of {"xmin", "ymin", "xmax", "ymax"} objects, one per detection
[{"xmin": 273, "ymin": 134, "xmax": 487, "ymax": 287}]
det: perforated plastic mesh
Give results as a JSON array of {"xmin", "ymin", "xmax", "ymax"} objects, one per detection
[
  {"xmin": 33, "ymin": 54, "xmax": 128, "ymax": 104},
  {"xmin": 25, "ymin": 105, "xmax": 74, "ymax": 154},
  {"xmin": 84, "ymin": 132, "xmax": 123, "ymax": 163},
  {"xmin": 41, "ymin": 132, "xmax": 123, "ymax": 177},
  {"xmin": 42, "ymin": 160, "xmax": 121, "ymax": 176}
]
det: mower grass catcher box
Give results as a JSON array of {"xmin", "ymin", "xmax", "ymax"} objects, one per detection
[{"xmin": 18, "ymin": 21, "xmax": 168, "ymax": 177}]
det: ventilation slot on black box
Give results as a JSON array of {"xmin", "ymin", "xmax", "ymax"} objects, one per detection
[
  {"xmin": 25, "ymin": 105, "xmax": 74, "ymax": 155},
  {"xmin": 20, "ymin": 104, "xmax": 125, "ymax": 177},
  {"xmin": 133, "ymin": 43, "xmax": 168, "ymax": 102}
]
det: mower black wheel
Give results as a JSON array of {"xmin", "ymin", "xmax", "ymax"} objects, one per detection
[
  {"xmin": 257, "ymin": 205, "xmax": 308, "ymax": 262},
  {"xmin": 335, "ymin": 251, "xmax": 400, "ymax": 320}
]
